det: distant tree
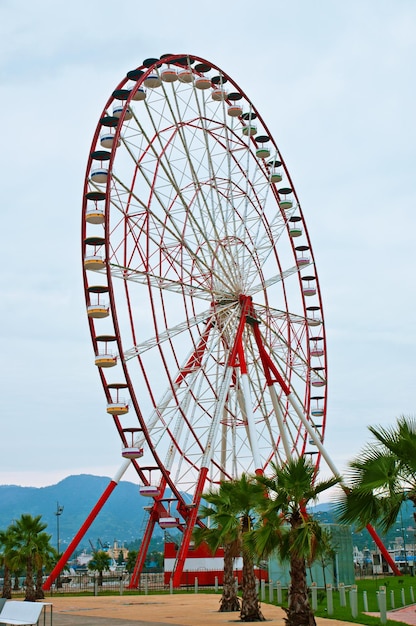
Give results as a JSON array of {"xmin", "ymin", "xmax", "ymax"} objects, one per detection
[
  {"xmin": 316, "ymin": 528, "xmax": 336, "ymax": 588},
  {"xmin": 87, "ymin": 550, "xmax": 111, "ymax": 586},
  {"xmin": 146, "ymin": 550, "xmax": 163, "ymax": 569},
  {"xmin": 125, "ymin": 549, "xmax": 137, "ymax": 574}
]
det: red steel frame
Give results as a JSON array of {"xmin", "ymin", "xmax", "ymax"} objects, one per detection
[{"xmin": 44, "ymin": 293, "xmax": 400, "ymax": 589}]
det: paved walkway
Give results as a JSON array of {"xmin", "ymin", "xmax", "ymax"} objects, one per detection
[
  {"xmin": 367, "ymin": 604, "xmax": 416, "ymax": 625},
  {"xmin": 49, "ymin": 594, "xmax": 365, "ymax": 626}
]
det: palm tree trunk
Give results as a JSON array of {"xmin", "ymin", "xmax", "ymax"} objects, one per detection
[
  {"xmin": 2, "ymin": 565, "xmax": 12, "ymax": 599},
  {"xmin": 285, "ymin": 554, "xmax": 316, "ymax": 626},
  {"xmin": 219, "ymin": 543, "xmax": 240, "ymax": 612},
  {"xmin": 35, "ymin": 567, "xmax": 45, "ymax": 599},
  {"xmin": 24, "ymin": 558, "xmax": 36, "ymax": 602},
  {"xmin": 240, "ymin": 551, "xmax": 265, "ymax": 622}
]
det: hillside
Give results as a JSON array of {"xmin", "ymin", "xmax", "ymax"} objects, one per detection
[
  {"xmin": 0, "ymin": 474, "xmax": 161, "ymax": 552},
  {"xmin": 2, "ymin": 474, "xmax": 413, "ymax": 555},
  {"xmin": 0, "ymin": 474, "xmax": 335, "ymax": 552}
]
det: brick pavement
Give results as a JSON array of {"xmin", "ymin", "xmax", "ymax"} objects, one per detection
[{"xmin": 367, "ymin": 604, "xmax": 416, "ymax": 625}]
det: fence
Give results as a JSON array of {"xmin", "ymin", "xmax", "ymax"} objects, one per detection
[
  {"xmin": 311, "ymin": 582, "xmax": 416, "ymax": 625},
  {"xmin": 40, "ymin": 572, "xmax": 165, "ymax": 596}
]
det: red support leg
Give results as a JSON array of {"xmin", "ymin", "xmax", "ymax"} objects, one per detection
[
  {"xmin": 43, "ymin": 479, "xmax": 118, "ymax": 590},
  {"xmin": 366, "ymin": 523, "xmax": 401, "ymax": 575},
  {"xmin": 171, "ymin": 467, "xmax": 208, "ymax": 587},
  {"xmin": 128, "ymin": 514, "xmax": 158, "ymax": 588}
]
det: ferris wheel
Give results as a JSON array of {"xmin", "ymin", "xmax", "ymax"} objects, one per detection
[
  {"xmin": 81, "ymin": 53, "xmax": 328, "ymax": 585},
  {"xmin": 42, "ymin": 55, "xmax": 406, "ymax": 594},
  {"xmin": 79, "ymin": 53, "xmax": 328, "ymax": 586}
]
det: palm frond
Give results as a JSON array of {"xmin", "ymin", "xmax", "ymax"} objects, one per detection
[{"xmin": 334, "ymin": 489, "xmax": 382, "ymax": 530}]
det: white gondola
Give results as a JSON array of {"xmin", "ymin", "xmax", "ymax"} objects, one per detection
[
  {"xmin": 211, "ymin": 88, "xmax": 227, "ymax": 101},
  {"xmin": 100, "ymin": 133, "xmax": 121, "ymax": 149},
  {"xmin": 122, "ymin": 446, "xmax": 144, "ymax": 459},
  {"xmin": 131, "ymin": 87, "xmax": 146, "ymax": 101},
  {"xmin": 256, "ymin": 147, "xmax": 270, "ymax": 158},
  {"xmin": 94, "ymin": 354, "xmax": 117, "ymax": 368},
  {"xmin": 177, "ymin": 69, "xmax": 194, "ymax": 83},
  {"xmin": 112, "ymin": 105, "xmax": 133, "ymax": 120},
  {"xmin": 310, "ymin": 346, "xmax": 324, "ymax": 357},
  {"xmin": 84, "ymin": 255, "xmax": 105, "ymax": 271},
  {"xmin": 159, "ymin": 517, "xmax": 179, "ymax": 529},
  {"xmin": 143, "ymin": 73, "xmax": 162, "ymax": 88},
  {"xmin": 307, "ymin": 317, "xmax": 322, "ymax": 327},
  {"xmin": 87, "ymin": 304, "xmax": 109, "ymax": 319},
  {"xmin": 270, "ymin": 173, "xmax": 282, "ymax": 183},
  {"xmin": 85, "ymin": 208, "xmax": 105, "ymax": 225},
  {"xmin": 311, "ymin": 376, "xmax": 326, "ymax": 387},
  {"xmin": 90, "ymin": 168, "xmax": 109, "ymax": 184},
  {"xmin": 195, "ymin": 76, "xmax": 211, "ymax": 89},
  {"xmin": 107, "ymin": 402, "xmax": 129, "ymax": 415},
  {"xmin": 161, "ymin": 68, "xmax": 178, "ymax": 82},
  {"xmin": 242, "ymin": 125, "xmax": 257, "ymax": 136},
  {"xmin": 140, "ymin": 485, "xmax": 160, "ymax": 497},
  {"xmin": 228, "ymin": 105, "xmax": 242, "ymax": 117}
]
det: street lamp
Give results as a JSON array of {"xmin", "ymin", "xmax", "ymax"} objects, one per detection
[
  {"xmin": 55, "ymin": 502, "xmax": 64, "ymax": 556},
  {"xmin": 55, "ymin": 502, "xmax": 64, "ymax": 588}
]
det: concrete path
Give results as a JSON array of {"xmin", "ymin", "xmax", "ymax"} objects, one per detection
[{"xmin": 48, "ymin": 594, "xmax": 366, "ymax": 626}]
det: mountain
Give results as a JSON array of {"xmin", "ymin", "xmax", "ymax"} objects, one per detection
[
  {"xmin": 0, "ymin": 474, "xmax": 162, "ymax": 551},
  {"xmin": 2, "ymin": 475, "xmax": 414, "ymax": 557}
]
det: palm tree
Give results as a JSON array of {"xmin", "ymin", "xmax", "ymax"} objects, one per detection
[
  {"xmin": 198, "ymin": 476, "xmax": 266, "ymax": 622},
  {"xmin": 333, "ymin": 415, "xmax": 416, "ymax": 577},
  {"xmin": 0, "ymin": 527, "xmax": 16, "ymax": 599},
  {"xmin": 9, "ymin": 514, "xmax": 52, "ymax": 601},
  {"xmin": 193, "ymin": 483, "xmax": 241, "ymax": 613},
  {"xmin": 335, "ymin": 415, "xmax": 416, "ymax": 533},
  {"xmin": 252, "ymin": 457, "xmax": 341, "ymax": 626},
  {"xmin": 34, "ymin": 532, "xmax": 57, "ymax": 599},
  {"xmin": 87, "ymin": 549, "xmax": 111, "ymax": 586}
]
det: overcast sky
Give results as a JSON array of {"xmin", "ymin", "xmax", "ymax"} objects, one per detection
[{"xmin": 1, "ymin": 0, "xmax": 415, "ymax": 496}]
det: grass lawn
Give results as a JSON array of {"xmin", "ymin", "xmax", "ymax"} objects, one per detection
[{"xmin": 267, "ymin": 575, "xmax": 416, "ymax": 625}]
